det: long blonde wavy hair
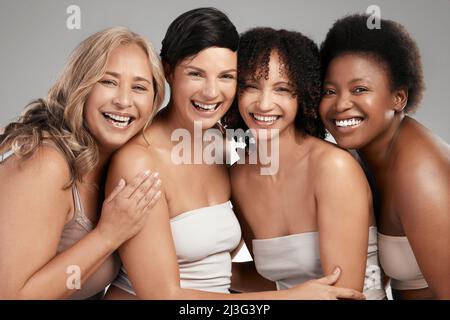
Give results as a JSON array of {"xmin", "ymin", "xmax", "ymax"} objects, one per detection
[{"xmin": 0, "ymin": 27, "xmax": 165, "ymax": 187}]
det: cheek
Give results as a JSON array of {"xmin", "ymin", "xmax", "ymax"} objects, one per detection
[
  {"xmin": 285, "ymin": 98, "xmax": 298, "ymax": 118},
  {"xmin": 237, "ymin": 94, "xmax": 252, "ymax": 116},
  {"xmin": 222, "ymin": 83, "xmax": 237, "ymax": 101}
]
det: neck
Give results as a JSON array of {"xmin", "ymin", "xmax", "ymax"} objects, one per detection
[
  {"xmin": 162, "ymin": 102, "xmax": 206, "ymax": 135},
  {"xmin": 253, "ymin": 125, "xmax": 304, "ymax": 176},
  {"xmin": 81, "ymin": 147, "xmax": 111, "ymax": 190},
  {"xmin": 358, "ymin": 113, "xmax": 405, "ymax": 173}
]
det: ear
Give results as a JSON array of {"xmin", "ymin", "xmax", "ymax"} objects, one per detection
[
  {"xmin": 393, "ymin": 87, "xmax": 408, "ymax": 113},
  {"xmin": 163, "ymin": 62, "xmax": 173, "ymax": 85}
]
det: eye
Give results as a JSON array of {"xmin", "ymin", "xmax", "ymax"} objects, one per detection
[
  {"xmin": 220, "ymin": 73, "xmax": 236, "ymax": 80},
  {"xmin": 99, "ymin": 79, "xmax": 117, "ymax": 86},
  {"xmin": 322, "ymin": 88, "xmax": 335, "ymax": 96},
  {"xmin": 133, "ymin": 85, "xmax": 148, "ymax": 92},
  {"xmin": 242, "ymin": 83, "xmax": 258, "ymax": 90},
  {"xmin": 275, "ymin": 87, "xmax": 292, "ymax": 93},
  {"xmin": 352, "ymin": 87, "xmax": 369, "ymax": 94},
  {"xmin": 188, "ymin": 71, "xmax": 202, "ymax": 78}
]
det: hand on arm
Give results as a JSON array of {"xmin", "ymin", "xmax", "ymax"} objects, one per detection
[{"xmin": 0, "ymin": 146, "xmax": 161, "ymax": 299}]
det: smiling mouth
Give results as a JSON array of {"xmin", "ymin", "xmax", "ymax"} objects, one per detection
[
  {"xmin": 250, "ymin": 113, "xmax": 281, "ymax": 125},
  {"xmin": 191, "ymin": 101, "xmax": 221, "ymax": 112},
  {"xmin": 334, "ymin": 117, "xmax": 363, "ymax": 128},
  {"xmin": 102, "ymin": 112, "xmax": 136, "ymax": 128}
]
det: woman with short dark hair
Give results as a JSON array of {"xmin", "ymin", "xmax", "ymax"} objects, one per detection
[{"xmin": 319, "ymin": 14, "xmax": 450, "ymax": 300}]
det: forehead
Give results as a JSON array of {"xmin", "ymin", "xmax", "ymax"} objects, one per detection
[
  {"xmin": 179, "ymin": 47, "xmax": 237, "ymax": 71},
  {"xmin": 326, "ymin": 53, "xmax": 390, "ymax": 81},
  {"xmin": 106, "ymin": 44, "xmax": 151, "ymax": 73}
]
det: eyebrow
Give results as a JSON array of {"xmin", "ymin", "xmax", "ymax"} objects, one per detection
[
  {"xmin": 273, "ymin": 81, "xmax": 292, "ymax": 86},
  {"xmin": 324, "ymin": 78, "xmax": 370, "ymax": 86},
  {"xmin": 105, "ymin": 71, "xmax": 152, "ymax": 84},
  {"xmin": 184, "ymin": 66, "xmax": 237, "ymax": 74}
]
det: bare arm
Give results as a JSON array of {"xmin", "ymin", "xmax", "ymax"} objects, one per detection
[
  {"xmin": 396, "ymin": 156, "xmax": 450, "ymax": 299},
  {"xmin": 0, "ymin": 146, "xmax": 160, "ymax": 299},
  {"xmin": 315, "ymin": 150, "xmax": 371, "ymax": 292},
  {"xmin": 108, "ymin": 146, "xmax": 364, "ymax": 300},
  {"xmin": 230, "ymin": 199, "xmax": 277, "ymax": 292}
]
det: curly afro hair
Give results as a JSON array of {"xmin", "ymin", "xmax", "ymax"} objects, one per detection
[
  {"xmin": 222, "ymin": 27, "xmax": 325, "ymax": 139},
  {"xmin": 320, "ymin": 14, "xmax": 425, "ymax": 113}
]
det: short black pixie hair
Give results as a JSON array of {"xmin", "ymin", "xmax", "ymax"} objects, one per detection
[
  {"xmin": 223, "ymin": 27, "xmax": 325, "ymax": 139},
  {"xmin": 160, "ymin": 7, "xmax": 239, "ymax": 72},
  {"xmin": 320, "ymin": 14, "xmax": 425, "ymax": 113}
]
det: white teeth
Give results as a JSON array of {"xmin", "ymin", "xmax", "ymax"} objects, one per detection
[
  {"xmin": 104, "ymin": 112, "xmax": 131, "ymax": 122},
  {"xmin": 335, "ymin": 118, "xmax": 362, "ymax": 127},
  {"xmin": 253, "ymin": 114, "xmax": 279, "ymax": 122},
  {"xmin": 111, "ymin": 121, "xmax": 128, "ymax": 128},
  {"xmin": 193, "ymin": 101, "xmax": 218, "ymax": 110}
]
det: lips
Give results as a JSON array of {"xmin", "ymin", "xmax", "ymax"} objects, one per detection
[
  {"xmin": 250, "ymin": 113, "xmax": 281, "ymax": 126},
  {"xmin": 102, "ymin": 112, "xmax": 136, "ymax": 128},
  {"xmin": 334, "ymin": 117, "xmax": 363, "ymax": 128},
  {"xmin": 191, "ymin": 100, "xmax": 221, "ymax": 112}
]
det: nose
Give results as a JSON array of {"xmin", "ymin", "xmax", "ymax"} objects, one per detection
[
  {"xmin": 112, "ymin": 84, "xmax": 132, "ymax": 109},
  {"xmin": 256, "ymin": 89, "xmax": 274, "ymax": 112},
  {"xmin": 200, "ymin": 78, "xmax": 219, "ymax": 100},
  {"xmin": 334, "ymin": 92, "xmax": 353, "ymax": 112}
]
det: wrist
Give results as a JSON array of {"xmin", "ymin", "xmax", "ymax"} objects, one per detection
[{"xmin": 92, "ymin": 227, "xmax": 119, "ymax": 252}]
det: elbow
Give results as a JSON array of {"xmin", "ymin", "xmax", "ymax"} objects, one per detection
[
  {"xmin": 433, "ymin": 288, "xmax": 450, "ymax": 300},
  {"xmin": 135, "ymin": 284, "xmax": 183, "ymax": 300},
  {"xmin": 0, "ymin": 288, "xmax": 27, "ymax": 300}
]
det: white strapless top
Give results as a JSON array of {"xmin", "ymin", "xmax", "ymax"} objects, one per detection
[
  {"xmin": 253, "ymin": 226, "xmax": 386, "ymax": 300},
  {"xmin": 112, "ymin": 201, "xmax": 241, "ymax": 295},
  {"xmin": 377, "ymin": 233, "xmax": 428, "ymax": 290}
]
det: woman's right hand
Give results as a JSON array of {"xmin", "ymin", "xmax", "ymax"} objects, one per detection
[
  {"xmin": 96, "ymin": 170, "xmax": 162, "ymax": 249},
  {"xmin": 288, "ymin": 267, "xmax": 366, "ymax": 300}
]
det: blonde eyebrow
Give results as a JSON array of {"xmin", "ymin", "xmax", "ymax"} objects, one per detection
[{"xmin": 105, "ymin": 71, "xmax": 152, "ymax": 84}]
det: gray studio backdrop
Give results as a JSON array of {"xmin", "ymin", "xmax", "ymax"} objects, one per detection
[{"xmin": 0, "ymin": 0, "xmax": 449, "ymax": 142}]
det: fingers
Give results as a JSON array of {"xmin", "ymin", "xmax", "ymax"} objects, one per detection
[
  {"xmin": 334, "ymin": 288, "xmax": 366, "ymax": 300},
  {"xmin": 316, "ymin": 267, "xmax": 341, "ymax": 285},
  {"xmin": 136, "ymin": 177, "xmax": 162, "ymax": 210},
  {"xmin": 144, "ymin": 190, "xmax": 162, "ymax": 211},
  {"xmin": 104, "ymin": 178, "xmax": 126, "ymax": 203},
  {"xmin": 121, "ymin": 170, "xmax": 152, "ymax": 199}
]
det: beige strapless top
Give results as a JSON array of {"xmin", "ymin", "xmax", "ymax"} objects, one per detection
[{"xmin": 1, "ymin": 147, "xmax": 121, "ymax": 299}]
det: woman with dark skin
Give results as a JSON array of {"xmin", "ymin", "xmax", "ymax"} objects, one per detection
[{"xmin": 319, "ymin": 14, "xmax": 449, "ymax": 300}]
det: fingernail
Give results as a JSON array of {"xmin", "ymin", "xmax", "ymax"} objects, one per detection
[
  {"xmin": 333, "ymin": 267, "xmax": 340, "ymax": 274},
  {"xmin": 144, "ymin": 169, "xmax": 151, "ymax": 176},
  {"xmin": 152, "ymin": 172, "xmax": 159, "ymax": 179},
  {"xmin": 118, "ymin": 178, "xmax": 125, "ymax": 187}
]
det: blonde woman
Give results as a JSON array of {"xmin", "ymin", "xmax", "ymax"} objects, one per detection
[{"xmin": 0, "ymin": 27, "xmax": 165, "ymax": 299}]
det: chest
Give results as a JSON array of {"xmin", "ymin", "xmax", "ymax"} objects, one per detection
[
  {"xmin": 155, "ymin": 152, "xmax": 231, "ymax": 218},
  {"xmin": 235, "ymin": 174, "xmax": 317, "ymax": 239}
]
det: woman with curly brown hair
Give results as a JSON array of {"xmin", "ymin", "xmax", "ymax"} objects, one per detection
[
  {"xmin": 0, "ymin": 27, "xmax": 165, "ymax": 299},
  {"xmin": 225, "ymin": 27, "xmax": 386, "ymax": 299},
  {"xmin": 319, "ymin": 14, "xmax": 449, "ymax": 300}
]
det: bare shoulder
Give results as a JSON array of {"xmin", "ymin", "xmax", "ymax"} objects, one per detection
[
  {"xmin": 308, "ymin": 137, "xmax": 364, "ymax": 179},
  {"xmin": 396, "ymin": 117, "xmax": 450, "ymax": 171},
  {"xmin": 392, "ymin": 118, "xmax": 449, "ymax": 215},
  {"xmin": 112, "ymin": 138, "xmax": 155, "ymax": 172},
  {"xmin": 1, "ymin": 144, "xmax": 71, "ymax": 188}
]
